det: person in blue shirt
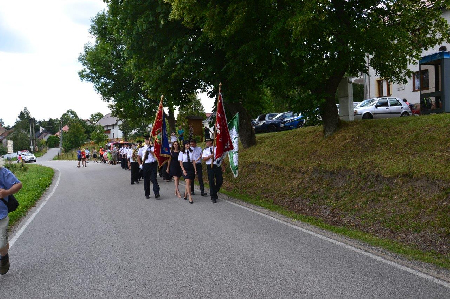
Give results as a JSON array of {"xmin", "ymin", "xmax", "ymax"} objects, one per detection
[
  {"xmin": 0, "ymin": 159, "xmax": 23, "ymax": 275},
  {"xmin": 76, "ymin": 148, "xmax": 82, "ymax": 168}
]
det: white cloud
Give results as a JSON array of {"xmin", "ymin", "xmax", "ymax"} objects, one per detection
[{"xmin": 0, "ymin": 0, "xmax": 108, "ymax": 127}]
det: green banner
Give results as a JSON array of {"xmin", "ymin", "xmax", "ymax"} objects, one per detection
[{"xmin": 227, "ymin": 113, "xmax": 239, "ymax": 177}]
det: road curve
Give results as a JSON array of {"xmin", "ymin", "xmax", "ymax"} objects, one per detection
[{"xmin": 1, "ymin": 148, "xmax": 449, "ymax": 298}]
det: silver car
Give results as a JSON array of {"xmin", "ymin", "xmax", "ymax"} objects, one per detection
[
  {"xmin": 22, "ymin": 153, "xmax": 36, "ymax": 163},
  {"xmin": 354, "ymin": 97, "xmax": 411, "ymax": 120}
]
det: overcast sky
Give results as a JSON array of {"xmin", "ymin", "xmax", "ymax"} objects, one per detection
[{"xmin": 0, "ymin": 0, "xmax": 214, "ymax": 128}]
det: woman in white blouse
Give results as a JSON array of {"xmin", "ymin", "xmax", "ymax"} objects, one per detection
[{"xmin": 179, "ymin": 140, "xmax": 196, "ymax": 204}]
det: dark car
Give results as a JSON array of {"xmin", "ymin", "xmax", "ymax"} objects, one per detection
[
  {"xmin": 252, "ymin": 113, "xmax": 278, "ymax": 133},
  {"xmin": 281, "ymin": 114, "xmax": 305, "ymax": 130},
  {"xmin": 254, "ymin": 112, "xmax": 302, "ymax": 133}
]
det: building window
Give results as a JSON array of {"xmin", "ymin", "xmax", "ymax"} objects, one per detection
[
  {"xmin": 376, "ymin": 79, "xmax": 383, "ymax": 97},
  {"xmin": 413, "ymin": 70, "xmax": 429, "ymax": 91},
  {"xmin": 376, "ymin": 79, "xmax": 391, "ymax": 97}
]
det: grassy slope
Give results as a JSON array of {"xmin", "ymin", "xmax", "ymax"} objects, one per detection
[{"xmin": 219, "ymin": 114, "xmax": 450, "ymax": 269}]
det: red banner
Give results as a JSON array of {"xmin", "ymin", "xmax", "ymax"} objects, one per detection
[
  {"xmin": 215, "ymin": 92, "xmax": 234, "ymax": 161},
  {"xmin": 151, "ymin": 97, "xmax": 170, "ymax": 166}
]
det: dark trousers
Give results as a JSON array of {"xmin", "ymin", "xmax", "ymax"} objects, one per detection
[
  {"xmin": 130, "ymin": 161, "xmax": 139, "ymax": 183},
  {"xmin": 207, "ymin": 164, "xmax": 223, "ymax": 199},
  {"xmin": 191, "ymin": 163, "xmax": 205, "ymax": 193},
  {"xmin": 143, "ymin": 162, "xmax": 159, "ymax": 196}
]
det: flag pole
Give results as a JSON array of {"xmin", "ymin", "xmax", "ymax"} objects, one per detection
[{"xmin": 213, "ymin": 83, "xmax": 222, "ymax": 164}]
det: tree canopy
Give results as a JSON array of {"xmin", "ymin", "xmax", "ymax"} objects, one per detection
[{"xmin": 80, "ymin": 0, "xmax": 450, "ymax": 140}]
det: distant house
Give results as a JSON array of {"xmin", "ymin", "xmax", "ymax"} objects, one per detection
[
  {"xmin": 36, "ymin": 130, "xmax": 52, "ymax": 142},
  {"xmin": 96, "ymin": 113, "xmax": 123, "ymax": 141},
  {"xmin": 364, "ymin": 10, "xmax": 450, "ymax": 107},
  {"xmin": 55, "ymin": 125, "xmax": 69, "ymax": 137},
  {"xmin": 0, "ymin": 128, "xmax": 13, "ymax": 148}
]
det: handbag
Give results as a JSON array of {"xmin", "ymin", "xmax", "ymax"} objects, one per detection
[{"xmin": 0, "ymin": 194, "xmax": 19, "ymax": 213}]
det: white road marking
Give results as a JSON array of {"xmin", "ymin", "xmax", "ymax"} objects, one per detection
[
  {"xmin": 226, "ymin": 200, "xmax": 450, "ymax": 289},
  {"xmin": 9, "ymin": 168, "xmax": 61, "ymax": 248}
]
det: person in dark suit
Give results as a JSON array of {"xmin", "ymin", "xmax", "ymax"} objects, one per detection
[{"xmin": 138, "ymin": 135, "xmax": 160, "ymax": 199}]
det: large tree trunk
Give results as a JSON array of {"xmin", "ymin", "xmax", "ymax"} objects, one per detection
[
  {"xmin": 321, "ymin": 73, "xmax": 346, "ymax": 137},
  {"xmin": 225, "ymin": 101, "xmax": 256, "ymax": 148}
]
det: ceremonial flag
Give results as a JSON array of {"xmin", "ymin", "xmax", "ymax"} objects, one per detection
[
  {"xmin": 214, "ymin": 88, "xmax": 234, "ymax": 165},
  {"xmin": 227, "ymin": 113, "xmax": 239, "ymax": 177},
  {"xmin": 151, "ymin": 96, "xmax": 171, "ymax": 166}
]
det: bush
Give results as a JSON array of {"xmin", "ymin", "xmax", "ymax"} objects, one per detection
[{"xmin": 47, "ymin": 135, "xmax": 60, "ymax": 148}]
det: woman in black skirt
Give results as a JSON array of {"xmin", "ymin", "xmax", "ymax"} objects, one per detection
[
  {"xmin": 179, "ymin": 140, "xmax": 196, "ymax": 204},
  {"xmin": 166, "ymin": 141, "xmax": 182, "ymax": 198}
]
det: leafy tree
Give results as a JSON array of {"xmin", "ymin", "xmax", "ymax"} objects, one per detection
[
  {"xmin": 91, "ymin": 125, "xmax": 108, "ymax": 145},
  {"xmin": 79, "ymin": 11, "xmax": 157, "ymax": 130},
  {"xmin": 90, "ymin": 113, "xmax": 104, "ymax": 125},
  {"xmin": 0, "ymin": 145, "xmax": 7, "ymax": 156},
  {"xmin": 168, "ymin": 0, "xmax": 450, "ymax": 136},
  {"xmin": 176, "ymin": 94, "xmax": 206, "ymax": 132},
  {"xmin": 9, "ymin": 108, "xmax": 35, "ymax": 152},
  {"xmin": 62, "ymin": 122, "xmax": 86, "ymax": 151},
  {"xmin": 47, "ymin": 135, "xmax": 60, "ymax": 148},
  {"xmin": 38, "ymin": 118, "xmax": 60, "ymax": 135}
]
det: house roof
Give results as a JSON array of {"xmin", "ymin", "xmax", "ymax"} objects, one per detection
[{"xmin": 97, "ymin": 113, "xmax": 119, "ymax": 127}]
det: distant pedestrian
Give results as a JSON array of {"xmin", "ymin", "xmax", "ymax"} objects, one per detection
[
  {"xmin": 177, "ymin": 126, "xmax": 184, "ymax": 144},
  {"xmin": 77, "ymin": 148, "xmax": 82, "ymax": 168},
  {"xmin": 81, "ymin": 148, "xmax": 87, "ymax": 167},
  {"xmin": 204, "ymin": 126, "xmax": 211, "ymax": 141},
  {"xmin": 0, "ymin": 158, "xmax": 23, "ymax": 275},
  {"xmin": 128, "ymin": 144, "xmax": 140, "ymax": 185}
]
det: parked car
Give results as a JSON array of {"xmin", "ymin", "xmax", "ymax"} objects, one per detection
[
  {"xmin": 2, "ymin": 153, "xmax": 18, "ymax": 161},
  {"xmin": 252, "ymin": 113, "xmax": 278, "ymax": 126},
  {"xmin": 254, "ymin": 112, "xmax": 302, "ymax": 133},
  {"xmin": 252, "ymin": 113, "xmax": 279, "ymax": 133},
  {"xmin": 21, "ymin": 153, "xmax": 36, "ymax": 163},
  {"xmin": 281, "ymin": 114, "xmax": 305, "ymax": 130},
  {"xmin": 354, "ymin": 97, "xmax": 412, "ymax": 120}
]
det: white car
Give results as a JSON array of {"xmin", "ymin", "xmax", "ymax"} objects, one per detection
[
  {"xmin": 354, "ymin": 97, "xmax": 412, "ymax": 120},
  {"xmin": 21, "ymin": 153, "xmax": 36, "ymax": 163}
]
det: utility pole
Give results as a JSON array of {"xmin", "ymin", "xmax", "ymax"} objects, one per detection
[
  {"xmin": 29, "ymin": 117, "xmax": 33, "ymax": 153},
  {"xmin": 59, "ymin": 120, "xmax": 63, "ymax": 155}
]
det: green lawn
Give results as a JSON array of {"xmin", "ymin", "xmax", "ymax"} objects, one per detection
[{"xmin": 4, "ymin": 163, "xmax": 54, "ymax": 226}]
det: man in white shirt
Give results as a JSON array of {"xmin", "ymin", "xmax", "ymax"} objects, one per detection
[
  {"xmin": 202, "ymin": 138, "xmax": 223, "ymax": 203},
  {"xmin": 190, "ymin": 139, "xmax": 207, "ymax": 196},
  {"xmin": 138, "ymin": 135, "xmax": 160, "ymax": 199}
]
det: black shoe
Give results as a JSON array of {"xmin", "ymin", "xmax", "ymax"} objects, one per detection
[
  {"xmin": 201, "ymin": 192, "xmax": 207, "ymax": 196},
  {"xmin": 191, "ymin": 191, "xmax": 195, "ymax": 195},
  {"xmin": 212, "ymin": 199, "xmax": 217, "ymax": 203},
  {"xmin": 155, "ymin": 194, "xmax": 160, "ymax": 199},
  {"xmin": 131, "ymin": 182, "xmax": 135, "ymax": 185},
  {"xmin": 145, "ymin": 195, "xmax": 150, "ymax": 199},
  {"xmin": 189, "ymin": 200, "xmax": 194, "ymax": 204},
  {"xmin": 0, "ymin": 255, "xmax": 10, "ymax": 275}
]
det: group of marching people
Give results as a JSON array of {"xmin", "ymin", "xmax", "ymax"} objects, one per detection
[{"xmin": 120, "ymin": 134, "xmax": 223, "ymax": 204}]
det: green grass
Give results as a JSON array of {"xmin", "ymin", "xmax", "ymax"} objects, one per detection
[
  {"xmin": 4, "ymin": 163, "xmax": 54, "ymax": 226},
  {"xmin": 216, "ymin": 114, "xmax": 450, "ymax": 269}
]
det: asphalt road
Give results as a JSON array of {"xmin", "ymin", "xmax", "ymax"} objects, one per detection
[{"xmin": 1, "ymin": 148, "xmax": 449, "ymax": 298}]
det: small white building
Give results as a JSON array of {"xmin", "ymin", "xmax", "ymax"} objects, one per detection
[
  {"xmin": 96, "ymin": 113, "xmax": 123, "ymax": 141},
  {"xmin": 364, "ymin": 10, "xmax": 450, "ymax": 107}
]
